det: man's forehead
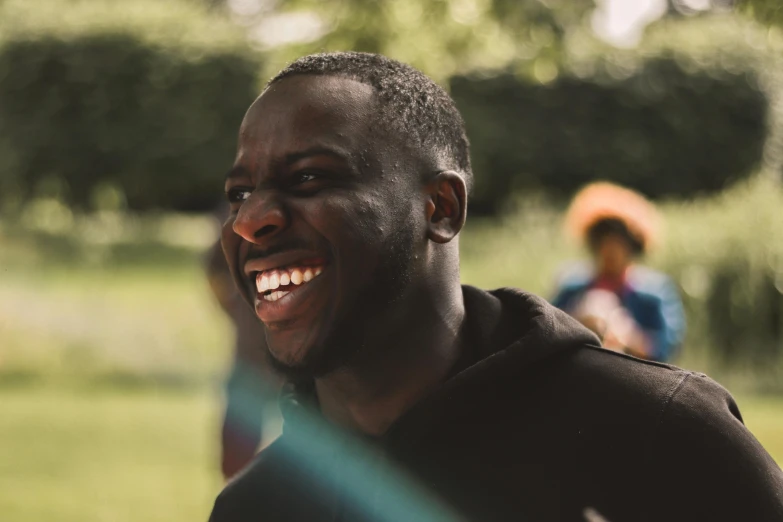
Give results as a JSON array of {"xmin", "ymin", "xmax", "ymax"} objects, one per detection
[
  {"xmin": 234, "ymin": 75, "xmax": 382, "ymax": 174},
  {"xmin": 245, "ymin": 75, "xmax": 374, "ymax": 123}
]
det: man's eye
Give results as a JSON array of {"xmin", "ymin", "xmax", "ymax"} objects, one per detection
[
  {"xmin": 292, "ymin": 172, "xmax": 320, "ymax": 185},
  {"xmin": 227, "ymin": 187, "xmax": 252, "ymax": 203}
]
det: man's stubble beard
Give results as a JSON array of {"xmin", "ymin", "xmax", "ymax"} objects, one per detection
[{"xmin": 265, "ymin": 219, "xmax": 418, "ymax": 382}]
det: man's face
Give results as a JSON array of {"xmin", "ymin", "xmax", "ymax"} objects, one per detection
[{"xmin": 222, "ymin": 75, "xmax": 424, "ymax": 377}]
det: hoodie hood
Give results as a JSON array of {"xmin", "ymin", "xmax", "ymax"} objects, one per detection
[
  {"xmin": 280, "ymin": 286, "xmax": 600, "ymax": 441},
  {"xmin": 379, "ymin": 286, "xmax": 600, "ymax": 447}
]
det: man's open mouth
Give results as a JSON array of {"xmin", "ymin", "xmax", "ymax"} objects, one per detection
[
  {"xmin": 254, "ymin": 264, "xmax": 325, "ymax": 302},
  {"xmin": 243, "ymin": 252, "xmax": 331, "ymax": 323}
]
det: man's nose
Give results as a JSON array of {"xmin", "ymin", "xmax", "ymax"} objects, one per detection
[{"xmin": 232, "ymin": 191, "xmax": 288, "ymax": 244}]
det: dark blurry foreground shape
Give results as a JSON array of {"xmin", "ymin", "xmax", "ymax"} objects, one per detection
[
  {"xmin": 206, "ymin": 239, "xmax": 282, "ymax": 480},
  {"xmin": 706, "ymin": 255, "xmax": 783, "ymax": 367},
  {"xmin": 551, "ymin": 183, "xmax": 685, "ymax": 363}
]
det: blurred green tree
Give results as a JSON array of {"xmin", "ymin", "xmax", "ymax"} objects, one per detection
[
  {"xmin": 737, "ymin": 0, "xmax": 783, "ymax": 27},
  {"xmin": 270, "ymin": 0, "xmax": 594, "ymax": 82}
]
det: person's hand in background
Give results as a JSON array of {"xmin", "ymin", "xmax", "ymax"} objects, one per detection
[
  {"xmin": 574, "ymin": 290, "xmax": 652, "ymax": 358},
  {"xmin": 574, "ymin": 289, "xmax": 618, "ymax": 346},
  {"xmin": 603, "ymin": 308, "xmax": 652, "ymax": 359}
]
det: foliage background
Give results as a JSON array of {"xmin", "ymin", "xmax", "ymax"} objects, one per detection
[{"xmin": 1, "ymin": 0, "xmax": 783, "ymax": 520}]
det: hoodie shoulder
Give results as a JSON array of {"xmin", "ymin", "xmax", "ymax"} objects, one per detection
[
  {"xmin": 486, "ymin": 286, "xmax": 602, "ymax": 352},
  {"xmin": 546, "ymin": 348, "xmax": 783, "ymax": 521},
  {"xmin": 640, "ymin": 372, "xmax": 783, "ymax": 521},
  {"xmin": 560, "ymin": 344, "xmax": 689, "ymax": 402},
  {"xmin": 210, "ymin": 439, "xmax": 315, "ymax": 522},
  {"xmin": 209, "ymin": 441, "xmax": 282, "ymax": 522}
]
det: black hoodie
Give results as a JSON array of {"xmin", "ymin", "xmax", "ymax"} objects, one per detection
[{"xmin": 209, "ymin": 287, "xmax": 783, "ymax": 522}]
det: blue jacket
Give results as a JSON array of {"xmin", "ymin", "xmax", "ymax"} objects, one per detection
[{"xmin": 551, "ymin": 263, "xmax": 686, "ymax": 362}]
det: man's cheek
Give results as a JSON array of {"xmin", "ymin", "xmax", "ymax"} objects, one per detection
[
  {"xmin": 220, "ymin": 222, "xmax": 237, "ymax": 264},
  {"xmin": 317, "ymin": 197, "xmax": 381, "ymax": 247},
  {"xmin": 220, "ymin": 219, "xmax": 249, "ymax": 298}
]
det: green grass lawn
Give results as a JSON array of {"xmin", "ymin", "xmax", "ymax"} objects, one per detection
[
  {"xmin": 737, "ymin": 394, "xmax": 783, "ymax": 464},
  {"xmin": 0, "ymin": 387, "xmax": 223, "ymax": 522}
]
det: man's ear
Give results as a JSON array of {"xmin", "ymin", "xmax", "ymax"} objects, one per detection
[{"xmin": 424, "ymin": 170, "xmax": 467, "ymax": 244}]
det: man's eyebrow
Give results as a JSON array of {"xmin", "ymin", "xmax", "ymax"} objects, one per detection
[
  {"xmin": 284, "ymin": 146, "xmax": 351, "ymax": 166},
  {"xmin": 224, "ymin": 146, "xmax": 354, "ymax": 181}
]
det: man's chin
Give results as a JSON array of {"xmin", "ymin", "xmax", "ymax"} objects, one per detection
[
  {"xmin": 264, "ymin": 326, "xmax": 360, "ymax": 382},
  {"xmin": 265, "ymin": 332, "xmax": 330, "ymax": 381}
]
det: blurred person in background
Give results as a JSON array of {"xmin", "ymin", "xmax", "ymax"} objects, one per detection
[
  {"xmin": 206, "ymin": 233, "xmax": 282, "ymax": 480},
  {"xmin": 551, "ymin": 182, "xmax": 685, "ymax": 363}
]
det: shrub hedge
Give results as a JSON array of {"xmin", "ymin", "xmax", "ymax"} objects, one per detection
[
  {"xmin": 451, "ymin": 57, "xmax": 768, "ymax": 214},
  {"xmin": 0, "ymin": 0, "xmax": 260, "ymax": 212}
]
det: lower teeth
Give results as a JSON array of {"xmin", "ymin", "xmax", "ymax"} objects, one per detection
[{"xmin": 263, "ymin": 289, "xmax": 290, "ymax": 302}]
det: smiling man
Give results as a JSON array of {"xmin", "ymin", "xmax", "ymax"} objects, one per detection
[{"xmin": 210, "ymin": 52, "xmax": 783, "ymax": 522}]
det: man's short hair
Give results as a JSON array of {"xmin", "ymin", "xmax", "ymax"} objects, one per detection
[{"xmin": 267, "ymin": 52, "xmax": 473, "ymax": 189}]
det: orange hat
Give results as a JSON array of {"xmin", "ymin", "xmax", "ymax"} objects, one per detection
[{"xmin": 564, "ymin": 182, "xmax": 660, "ymax": 252}]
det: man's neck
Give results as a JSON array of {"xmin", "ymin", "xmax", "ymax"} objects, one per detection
[{"xmin": 314, "ymin": 282, "xmax": 466, "ymax": 437}]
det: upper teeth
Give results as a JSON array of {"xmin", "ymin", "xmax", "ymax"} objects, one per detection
[{"xmin": 256, "ymin": 265, "xmax": 324, "ymax": 294}]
